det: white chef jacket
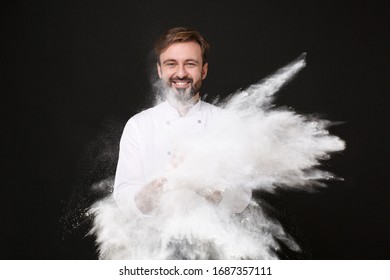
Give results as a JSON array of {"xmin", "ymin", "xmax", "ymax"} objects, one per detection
[{"xmin": 113, "ymin": 100, "xmax": 251, "ymax": 216}]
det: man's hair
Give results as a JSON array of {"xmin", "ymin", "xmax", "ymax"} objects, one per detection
[{"xmin": 154, "ymin": 27, "xmax": 210, "ymax": 65}]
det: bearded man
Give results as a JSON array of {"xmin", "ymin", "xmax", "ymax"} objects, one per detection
[{"xmin": 113, "ymin": 27, "xmax": 252, "ymax": 216}]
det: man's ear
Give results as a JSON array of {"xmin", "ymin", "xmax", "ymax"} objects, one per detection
[
  {"xmin": 157, "ymin": 63, "xmax": 162, "ymax": 79},
  {"xmin": 202, "ymin": 63, "xmax": 208, "ymax": 80}
]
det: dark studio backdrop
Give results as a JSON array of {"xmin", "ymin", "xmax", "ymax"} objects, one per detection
[{"xmin": 2, "ymin": 0, "xmax": 389, "ymax": 259}]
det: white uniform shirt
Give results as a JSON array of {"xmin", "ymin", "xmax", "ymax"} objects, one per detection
[{"xmin": 113, "ymin": 100, "xmax": 251, "ymax": 216}]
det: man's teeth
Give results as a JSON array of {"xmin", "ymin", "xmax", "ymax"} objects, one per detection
[{"xmin": 175, "ymin": 82, "xmax": 188, "ymax": 86}]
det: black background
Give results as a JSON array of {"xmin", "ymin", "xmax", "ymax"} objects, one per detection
[{"xmin": 2, "ymin": 0, "xmax": 389, "ymax": 259}]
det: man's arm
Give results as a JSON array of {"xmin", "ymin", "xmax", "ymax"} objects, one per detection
[
  {"xmin": 114, "ymin": 119, "xmax": 167, "ymax": 216},
  {"xmin": 113, "ymin": 120, "xmax": 147, "ymax": 216}
]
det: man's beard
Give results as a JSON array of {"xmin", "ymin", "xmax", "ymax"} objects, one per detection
[{"xmin": 164, "ymin": 77, "xmax": 201, "ymax": 105}]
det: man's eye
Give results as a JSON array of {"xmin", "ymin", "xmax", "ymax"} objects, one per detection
[{"xmin": 186, "ymin": 63, "xmax": 197, "ymax": 67}]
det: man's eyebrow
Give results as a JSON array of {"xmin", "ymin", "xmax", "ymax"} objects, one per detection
[
  {"xmin": 185, "ymin": 59, "xmax": 200, "ymax": 63},
  {"xmin": 162, "ymin": 59, "xmax": 177, "ymax": 64}
]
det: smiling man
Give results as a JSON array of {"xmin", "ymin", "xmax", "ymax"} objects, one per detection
[
  {"xmin": 156, "ymin": 30, "xmax": 209, "ymax": 115},
  {"xmin": 113, "ymin": 27, "xmax": 252, "ymax": 217}
]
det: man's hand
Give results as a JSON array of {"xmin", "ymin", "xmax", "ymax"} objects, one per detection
[
  {"xmin": 135, "ymin": 178, "xmax": 166, "ymax": 214},
  {"xmin": 196, "ymin": 189, "xmax": 223, "ymax": 206}
]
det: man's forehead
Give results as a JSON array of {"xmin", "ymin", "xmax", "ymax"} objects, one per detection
[{"xmin": 160, "ymin": 42, "xmax": 202, "ymax": 61}]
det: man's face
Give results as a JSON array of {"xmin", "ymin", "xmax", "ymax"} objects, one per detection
[{"xmin": 157, "ymin": 41, "xmax": 208, "ymax": 103}]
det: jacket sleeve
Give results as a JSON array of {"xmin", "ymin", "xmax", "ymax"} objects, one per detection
[{"xmin": 113, "ymin": 119, "xmax": 147, "ymax": 217}]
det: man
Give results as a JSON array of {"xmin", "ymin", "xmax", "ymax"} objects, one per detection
[{"xmin": 113, "ymin": 27, "xmax": 252, "ymax": 216}]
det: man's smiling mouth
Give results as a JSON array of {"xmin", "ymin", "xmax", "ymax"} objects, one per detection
[{"xmin": 171, "ymin": 78, "xmax": 192, "ymax": 88}]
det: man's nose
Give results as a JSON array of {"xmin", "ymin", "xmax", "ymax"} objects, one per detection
[{"xmin": 176, "ymin": 65, "xmax": 188, "ymax": 78}]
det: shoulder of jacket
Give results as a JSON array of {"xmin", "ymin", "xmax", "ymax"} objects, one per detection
[
  {"xmin": 128, "ymin": 103, "xmax": 163, "ymax": 123},
  {"xmin": 200, "ymin": 100, "xmax": 221, "ymax": 113}
]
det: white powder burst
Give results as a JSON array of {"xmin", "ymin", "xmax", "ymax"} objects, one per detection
[{"xmin": 88, "ymin": 54, "xmax": 345, "ymax": 259}]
